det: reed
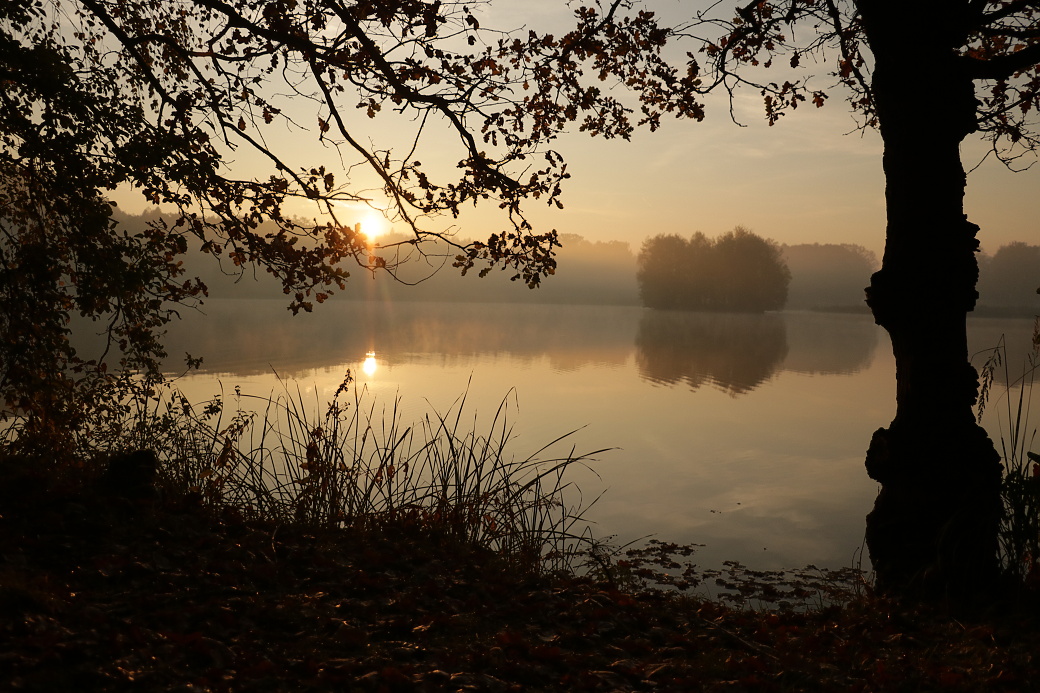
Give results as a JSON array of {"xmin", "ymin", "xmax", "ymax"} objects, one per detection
[
  {"xmin": 76, "ymin": 371, "xmax": 606, "ymax": 575},
  {"xmin": 976, "ymin": 318, "xmax": 1040, "ymax": 584}
]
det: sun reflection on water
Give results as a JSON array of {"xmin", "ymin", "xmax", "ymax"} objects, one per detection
[{"xmin": 362, "ymin": 351, "xmax": 378, "ymax": 377}]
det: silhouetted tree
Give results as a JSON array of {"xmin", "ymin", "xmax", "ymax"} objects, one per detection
[
  {"xmin": 635, "ymin": 0, "xmax": 1040, "ymax": 601},
  {"xmin": 637, "ymin": 227, "xmax": 790, "ymax": 312}
]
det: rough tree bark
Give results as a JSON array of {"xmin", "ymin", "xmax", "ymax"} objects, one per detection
[{"xmin": 860, "ymin": 1, "xmax": 1004, "ymax": 600}]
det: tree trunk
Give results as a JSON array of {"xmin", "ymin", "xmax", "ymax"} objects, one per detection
[{"xmin": 859, "ymin": 2, "xmax": 1003, "ymax": 601}]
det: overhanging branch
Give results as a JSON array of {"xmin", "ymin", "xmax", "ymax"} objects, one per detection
[{"xmin": 964, "ymin": 41, "xmax": 1040, "ymax": 79}]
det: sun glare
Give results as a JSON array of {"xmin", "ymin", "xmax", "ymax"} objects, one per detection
[
  {"xmin": 362, "ymin": 351, "xmax": 378, "ymax": 377},
  {"xmin": 359, "ymin": 213, "xmax": 388, "ymax": 242}
]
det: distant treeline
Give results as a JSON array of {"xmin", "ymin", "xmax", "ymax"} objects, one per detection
[
  {"xmin": 358, "ymin": 232, "xmax": 639, "ymax": 306},
  {"xmin": 781, "ymin": 241, "xmax": 1040, "ymax": 314},
  {"xmin": 109, "ymin": 209, "xmax": 1037, "ymax": 314},
  {"xmin": 113, "ymin": 205, "xmax": 638, "ymax": 306},
  {"xmin": 977, "ymin": 242, "xmax": 1040, "ymax": 313},
  {"xmin": 781, "ymin": 243, "xmax": 878, "ymax": 311},
  {"xmin": 782, "ymin": 241, "xmax": 1040, "ymax": 313}
]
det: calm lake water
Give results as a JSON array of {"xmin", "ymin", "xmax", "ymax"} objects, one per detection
[{"xmin": 156, "ymin": 299, "xmax": 1038, "ymax": 572}]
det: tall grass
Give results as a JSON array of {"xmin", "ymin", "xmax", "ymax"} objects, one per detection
[
  {"xmin": 74, "ymin": 371, "xmax": 606, "ymax": 575},
  {"xmin": 976, "ymin": 319, "xmax": 1040, "ymax": 583}
]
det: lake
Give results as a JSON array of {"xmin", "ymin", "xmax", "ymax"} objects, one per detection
[{"xmin": 155, "ymin": 299, "xmax": 1038, "ymax": 573}]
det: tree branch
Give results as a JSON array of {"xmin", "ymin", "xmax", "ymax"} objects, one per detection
[
  {"xmin": 980, "ymin": 0, "xmax": 1040, "ymax": 26},
  {"xmin": 76, "ymin": 0, "xmax": 179, "ymax": 111},
  {"xmin": 964, "ymin": 41, "xmax": 1040, "ymax": 79}
]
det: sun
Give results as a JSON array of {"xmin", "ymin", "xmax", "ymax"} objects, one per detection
[{"xmin": 358, "ymin": 212, "xmax": 388, "ymax": 242}]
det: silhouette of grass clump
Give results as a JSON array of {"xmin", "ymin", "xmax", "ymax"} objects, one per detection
[
  {"xmin": 70, "ymin": 372, "xmax": 604, "ymax": 576},
  {"xmin": 977, "ymin": 319, "xmax": 1040, "ymax": 585}
]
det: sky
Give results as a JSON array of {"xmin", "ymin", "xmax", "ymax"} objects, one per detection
[{"xmin": 109, "ymin": 0, "xmax": 1040, "ymax": 260}]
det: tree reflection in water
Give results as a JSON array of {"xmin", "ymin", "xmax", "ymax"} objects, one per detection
[
  {"xmin": 782, "ymin": 312, "xmax": 879, "ymax": 376},
  {"xmin": 635, "ymin": 311, "xmax": 789, "ymax": 395}
]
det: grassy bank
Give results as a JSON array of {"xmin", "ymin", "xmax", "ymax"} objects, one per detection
[
  {"xmin": 4, "ymin": 375, "xmax": 1040, "ymax": 690},
  {"xmin": 8, "ymin": 373, "xmax": 606, "ymax": 578}
]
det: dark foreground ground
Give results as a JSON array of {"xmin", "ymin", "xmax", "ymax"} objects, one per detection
[{"xmin": 3, "ymin": 477, "xmax": 1040, "ymax": 692}]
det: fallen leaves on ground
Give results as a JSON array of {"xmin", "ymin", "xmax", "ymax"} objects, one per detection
[{"xmin": 2, "ymin": 480, "xmax": 1039, "ymax": 691}]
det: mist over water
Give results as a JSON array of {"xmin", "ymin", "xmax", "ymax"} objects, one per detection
[
  {"xmin": 154, "ymin": 300, "xmax": 884, "ymax": 381},
  {"xmin": 75, "ymin": 299, "xmax": 1037, "ymax": 572}
]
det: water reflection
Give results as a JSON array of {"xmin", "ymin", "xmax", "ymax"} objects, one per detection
[
  {"xmin": 144, "ymin": 300, "xmax": 887, "ymax": 393},
  {"xmin": 634, "ymin": 310, "xmax": 882, "ymax": 394},
  {"xmin": 782, "ymin": 311, "xmax": 879, "ymax": 375},
  {"xmin": 362, "ymin": 351, "xmax": 378, "ymax": 377},
  {"xmin": 968, "ymin": 317, "xmax": 1039, "ymax": 386},
  {"xmin": 128, "ymin": 299, "xmax": 1040, "ymax": 573},
  {"xmin": 153, "ymin": 300, "xmax": 640, "ymax": 376},
  {"xmin": 63, "ymin": 297, "xmax": 1035, "ymax": 571},
  {"xmin": 635, "ymin": 311, "xmax": 788, "ymax": 395}
]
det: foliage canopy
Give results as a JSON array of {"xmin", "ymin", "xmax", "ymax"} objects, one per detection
[{"xmin": 0, "ymin": 0, "xmax": 699, "ymax": 437}]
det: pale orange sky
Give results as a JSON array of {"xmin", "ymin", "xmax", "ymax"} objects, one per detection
[{"xmin": 111, "ymin": 1, "xmax": 1040, "ymax": 260}]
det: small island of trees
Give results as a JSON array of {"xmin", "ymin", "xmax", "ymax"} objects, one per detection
[{"xmin": 637, "ymin": 227, "xmax": 791, "ymax": 313}]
